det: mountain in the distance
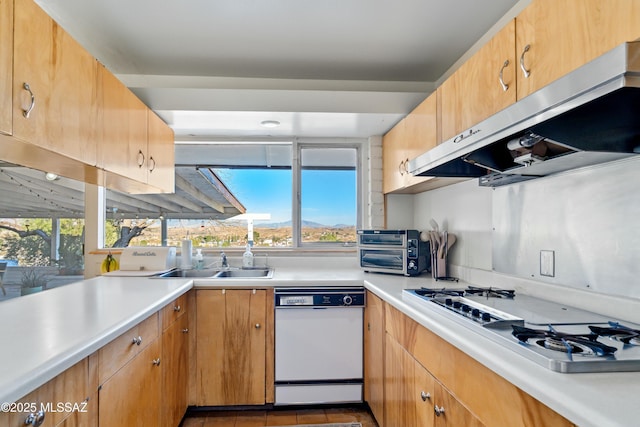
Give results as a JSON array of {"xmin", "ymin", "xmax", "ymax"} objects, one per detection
[{"xmin": 257, "ymin": 220, "xmax": 352, "ymax": 229}]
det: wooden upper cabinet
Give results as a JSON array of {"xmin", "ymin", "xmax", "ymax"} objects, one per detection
[
  {"xmin": 147, "ymin": 109, "xmax": 175, "ymax": 193},
  {"xmin": 12, "ymin": 0, "xmax": 99, "ymax": 165},
  {"xmin": 382, "ymin": 117, "xmax": 406, "ymax": 194},
  {"xmin": 440, "ymin": 20, "xmax": 516, "ymax": 143},
  {"xmin": 98, "ymin": 65, "xmax": 148, "ymax": 185},
  {"xmin": 0, "ymin": 0, "xmax": 12, "ymax": 135},
  {"xmin": 383, "ymin": 91, "xmax": 438, "ymax": 194},
  {"xmin": 516, "ymin": 0, "xmax": 640, "ymax": 100}
]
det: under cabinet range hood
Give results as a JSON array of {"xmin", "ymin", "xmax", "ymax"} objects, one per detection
[{"xmin": 409, "ymin": 42, "xmax": 640, "ymax": 187}]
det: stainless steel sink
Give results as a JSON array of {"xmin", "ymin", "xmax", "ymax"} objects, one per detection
[
  {"xmin": 153, "ymin": 267, "xmax": 273, "ymax": 279},
  {"xmin": 213, "ymin": 268, "xmax": 273, "ymax": 278}
]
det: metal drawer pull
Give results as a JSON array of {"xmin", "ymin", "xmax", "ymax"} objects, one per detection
[
  {"xmin": 137, "ymin": 150, "xmax": 145, "ymax": 168},
  {"xmin": 181, "ymin": 328, "xmax": 189, "ymax": 333},
  {"xmin": 173, "ymin": 305, "xmax": 181, "ymax": 312},
  {"xmin": 148, "ymin": 156, "xmax": 156, "ymax": 172},
  {"xmin": 255, "ymin": 323, "xmax": 261, "ymax": 329},
  {"xmin": 499, "ymin": 60, "xmax": 510, "ymax": 91},
  {"xmin": 132, "ymin": 336, "xmax": 143, "ymax": 346},
  {"xmin": 520, "ymin": 44, "xmax": 531, "ymax": 78},
  {"xmin": 22, "ymin": 83, "xmax": 36, "ymax": 118},
  {"xmin": 152, "ymin": 358, "xmax": 161, "ymax": 366},
  {"xmin": 420, "ymin": 391, "xmax": 431, "ymax": 401},
  {"xmin": 434, "ymin": 405, "xmax": 446, "ymax": 416},
  {"xmin": 24, "ymin": 410, "xmax": 45, "ymax": 426}
]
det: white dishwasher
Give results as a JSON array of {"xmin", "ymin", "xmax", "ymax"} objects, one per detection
[{"xmin": 274, "ymin": 287, "xmax": 365, "ymax": 405}]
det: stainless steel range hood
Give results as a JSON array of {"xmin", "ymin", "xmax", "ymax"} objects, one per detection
[{"xmin": 409, "ymin": 41, "xmax": 640, "ymax": 187}]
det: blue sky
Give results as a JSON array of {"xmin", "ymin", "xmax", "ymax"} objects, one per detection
[{"xmin": 214, "ymin": 168, "xmax": 356, "ymax": 225}]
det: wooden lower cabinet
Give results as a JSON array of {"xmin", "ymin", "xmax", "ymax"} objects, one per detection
[
  {"xmin": 98, "ymin": 337, "xmax": 162, "ymax": 426},
  {"xmin": 364, "ymin": 291, "xmax": 385, "ymax": 425},
  {"xmin": 384, "ymin": 303, "xmax": 572, "ymax": 427},
  {"xmin": 384, "ymin": 334, "xmax": 483, "ymax": 427},
  {"xmin": 0, "ymin": 358, "xmax": 92, "ymax": 427},
  {"xmin": 196, "ymin": 289, "xmax": 269, "ymax": 406},
  {"xmin": 161, "ymin": 305, "xmax": 190, "ymax": 427}
]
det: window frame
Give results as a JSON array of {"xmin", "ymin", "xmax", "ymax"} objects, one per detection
[{"xmin": 293, "ymin": 141, "xmax": 361, "ymax": 248}]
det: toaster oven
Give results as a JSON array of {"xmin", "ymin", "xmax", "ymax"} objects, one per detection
[{"xmin": 357, "ymin": 229, "xmax": 429, "ymax": 276}]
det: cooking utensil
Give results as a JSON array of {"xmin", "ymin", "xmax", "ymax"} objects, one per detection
[{"xmin": 429, "ymin": 218, "xmax": 439, "ymax": 232}]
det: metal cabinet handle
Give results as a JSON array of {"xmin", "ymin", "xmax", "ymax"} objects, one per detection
[
  {"xmin": 398, "ymin": 160, "xmax": 405, "ymax": 175},
  {"xmin": 255, "ymin": 323, "xmax": 261, "ymax": 329},
  {"xmin": 137, "ymin": 150, "xmax": 145, "ymax": 168},
  {"xmin": 181, "ymin": 328, "xmax": 189, "ymax": 333},
  {"xmin": 434, "ymin": 405, "xmax": 446, "ymax": 416},
  {"xmin": 420, "ymin": 391, "xmax": 431, "ymax": 401},
  {"xmin": 132, "ymin": 336, "xmax": 143, "ymax": 346},
  {"xmin": 173, "ymin": 305, "xmax": 181, "ymax": 312},
  {"xmin": 22, "ymin": 83, "xmax": 36, "ymax": 118},
  {"xmin": 520, "ymin": 44, "xmax": 531, "ymax": 78},
  {"xmin": 148, "ymin": 156, "xmax": 156, "ymax": 172},
  {"xmin": 152, "ymin": 358, "xmax": 161, "ymax": 366},
  {"xmin": 24, "ymin": 410, "xmax": 45, "ymax": 426},
  {"xmin": 499, "ymin": 59, "xmax": 510, "ymax": 91}
]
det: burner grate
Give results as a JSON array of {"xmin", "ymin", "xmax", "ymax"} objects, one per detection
[
  {"xmin": 512, "ymin": 325, "xmax": 617, "ymax": 357},
  {"xmin": 466, "ymin": 286, "xmax": 515, "ymax": 299},
  {"xmin": 416, "ymin": 287, "xmax": 465, "ymax": 298},
  {"xmin": 589, "ymin": 322, "xmax": 640, "ymax": 346}
]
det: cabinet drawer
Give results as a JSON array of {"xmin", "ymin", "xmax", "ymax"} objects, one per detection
[
  {"xmin": 161, "ymin": 292, "xmax": 188, "ymax": 330},
  {"xmin": 0, "ymin": 358, "xmax": 89, "ymax": 427},
  {"xmin": 98, "ymin": 313, "xmax": 158, "ymax": 383}
]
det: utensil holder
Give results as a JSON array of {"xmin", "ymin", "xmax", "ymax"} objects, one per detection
[{"xmin": 431, "ymin": 232, "xmax": 458, "ymax": 282}]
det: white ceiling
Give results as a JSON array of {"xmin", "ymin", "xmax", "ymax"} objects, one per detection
[{"xmin": 36, "ymin": 0, "xmax": 523, "ymax": 144}]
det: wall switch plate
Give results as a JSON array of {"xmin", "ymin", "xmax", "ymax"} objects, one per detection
[{"xmin": 540, "ymin": 250, "xmax": 555, "ymax": 277}]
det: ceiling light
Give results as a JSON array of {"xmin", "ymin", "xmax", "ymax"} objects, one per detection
[
  {"xmin": 44, "ymin": 172, "xmax": 58, "ymax": 181},
  {"xmin": 260, "ymin": 120, "xmax": 281, "ymax": 128}
]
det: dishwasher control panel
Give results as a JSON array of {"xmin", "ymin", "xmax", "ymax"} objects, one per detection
[{"xmin": 275, "ymin": 287, "xmax": 365, "ymax": 307}]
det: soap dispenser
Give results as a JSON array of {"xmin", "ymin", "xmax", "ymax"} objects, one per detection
[
  {"xmin": 242, "ymin": 244, "xmax": 254, "ymax": 268},
  {"xmin": 195, "ymin": 248, "xmax": 204, "ymax": 270}
]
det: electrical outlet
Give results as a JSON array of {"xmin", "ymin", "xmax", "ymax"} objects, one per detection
[{"xmin": 540, "ymin": 250, "xmax": 555, "ymax": 277}]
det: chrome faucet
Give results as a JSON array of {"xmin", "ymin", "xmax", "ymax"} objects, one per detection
[{"xmin": 220, "ymin": 251, "xmax": 228, "ymax": 268}]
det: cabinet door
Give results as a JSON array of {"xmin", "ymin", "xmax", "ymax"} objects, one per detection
[
  {"xmin": 403, "ymin": 92, "xmax": 438, "ymax": 185},
  {"xmin": 0, "ymin": 358, "xmax": 90, "ymax": 427},
  {"xmin": 147, "ymin": 109, "xmax": 175, "ymax": 193},
  {"xmin": 364, "ymin": 291, "xmax": 385, "ymax": 426},
  {"xmin": 433, "ymin": 381, "xmax": 484, "ymax": 427},
  {"xmin": 13, "ymin": 0, "xmax": 98, "ymax": 165},
  {"xmin": 161, "ymin": 313, "xmax": 189, "ymax": 427},
  {"xmin": 0, "ymin": 0, "xmax": 12, "ymax": 135},
  {"xmin": 516, "ymin": 0, "xmax": 640, "ymax": 99},
  {"xmin": 440, "ymin": 20, "xmax": 516, "ymax": 142},
  {"xmin": 196, "ymin": 289, "xmax": 267, "ymax": 406},
  {"xmin": 98, "ymin": 64, "xmax": 148, "ymax": 184},
  {"xmin": 413, "ymin": 357, "xmax": 437, "ymax": 427},
  {"xmin": 384, "ymin": 334, "xmax": 417, "ymax": 427},
  {"xmin": 382, "ymin": 118, "xmax": 407, "ymax": 194},
  {"xmin": 99, "ymin": 338, "xmax": 161, "ymax": 427}
]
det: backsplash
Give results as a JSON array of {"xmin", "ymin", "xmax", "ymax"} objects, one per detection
[
  {"xmin": 388, "ymin": 156, "xmax": 639, "ymax": 300},
  {"xmin": 493, "ymin": 156, "xmax": 639, "ymax": 299}
]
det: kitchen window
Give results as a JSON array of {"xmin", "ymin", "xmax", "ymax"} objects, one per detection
[{"xmin": 103, "ymin": 141, "xmax": 361, "ymax": 249}]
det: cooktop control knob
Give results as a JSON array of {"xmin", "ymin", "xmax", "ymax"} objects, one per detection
[
  {"xmin": 462, "ymin": 304, "xmax": 471, "ymax": 313},
  {"xmin": 445, "ymin": 298, "xmax": 453, "ymax": 306},
  {"xmin": 453, "ymin": 301, "xmax": 462, "ymax": 309},
  {"xmin": 343, "ymin": 295, "xmax": 353, "ymax": 306},
  {"xmin": 482, "ymin": 312, "xmax": 491, "ymax": 322},
  {"xmin": 471, "ymin": 308, "xmax": 480, "ymax": 317}
]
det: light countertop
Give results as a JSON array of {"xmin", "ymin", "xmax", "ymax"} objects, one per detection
[{"xmin": 1, "ymin": 267, "xmax": 638, "ymax": 427}]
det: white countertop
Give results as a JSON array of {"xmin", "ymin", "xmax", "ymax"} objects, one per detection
[
  {"xmin": 0, "ymin": 276, "xmax": 192, "ymax": 405},
  {"xmin": 1, "ymin": 266, "xmax": 637, "ymax": 427}
]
